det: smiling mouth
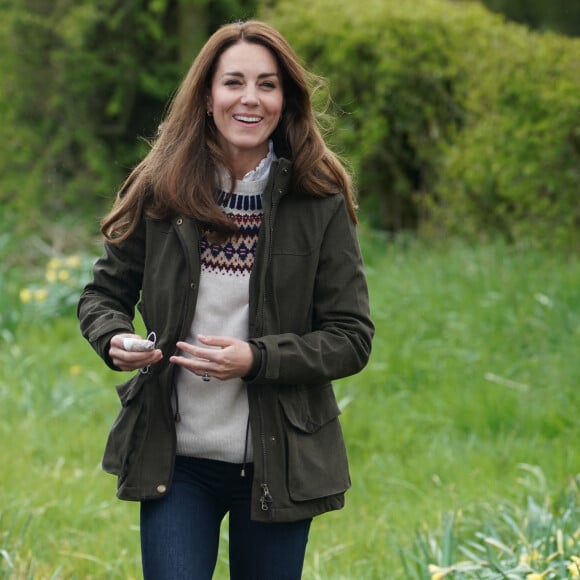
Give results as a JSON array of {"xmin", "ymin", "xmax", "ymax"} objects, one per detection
[{"xmin": 233, "ymin": 114, "xmax": 263, "ymax": 124}]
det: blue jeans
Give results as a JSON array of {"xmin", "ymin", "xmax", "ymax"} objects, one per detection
[{"xmin": 140, "ymin": 456, "xmax": 311, "ymax": 579}]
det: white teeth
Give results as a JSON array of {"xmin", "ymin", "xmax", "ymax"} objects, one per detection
[{"xmin": 234, "ymin": 115, "xmax": 262, "ymax": 123}]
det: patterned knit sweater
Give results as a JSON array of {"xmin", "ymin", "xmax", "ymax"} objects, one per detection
[{"xmin": 174, "ymin": 172, "xmax": 269, "ymax": 463}]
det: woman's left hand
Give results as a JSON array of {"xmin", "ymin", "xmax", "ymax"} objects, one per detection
[{"xmin": 170, "ymin": 335, "xmax": 253, "ymax": 381}]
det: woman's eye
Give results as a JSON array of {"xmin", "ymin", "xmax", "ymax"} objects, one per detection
[
  {"xmin": 262, "ymin": 82, "xmax": 276, "ymax": 89},
  {"xmin": 224, "ymin": 79, "xmax": 241, "ymax": 86}
]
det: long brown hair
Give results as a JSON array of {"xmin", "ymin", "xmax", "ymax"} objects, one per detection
[{"xmin": 101, "ymin": 20, "xmax": 356, "ymax": 243}]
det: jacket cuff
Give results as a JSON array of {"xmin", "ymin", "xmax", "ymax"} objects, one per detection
[
  {"xmin": 96, "ymin": 328, "xmax": 132, "ymax": 371},
  {"xmin": 243, "ymin": 342, "xmax": 263, "ymax": 381}
]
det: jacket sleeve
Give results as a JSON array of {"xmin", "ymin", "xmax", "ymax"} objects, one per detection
[
  {"xmin": 77, "ymin": 221, "xmax": 146, "ymax": 369},
  {"xmin": 248, "ymin": 196, "xmax": 374, "ymax": 385}
]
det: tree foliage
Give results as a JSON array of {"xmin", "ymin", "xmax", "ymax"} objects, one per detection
[
  {"xmin": 479, "ymin": 0, "xmax": 580, "ymax": 37},
  {"xmin": 433, "ymin": 28, "xmax": 580, "ymax": 247},
  {"xmin": 264, "ymin": 0, "xmax": 580, "ymax": 248},
  {"xmin": 2, "ymin": 0, "xmax": 580, "ymax": 249},
  {"xmin": 0, "ymin": 0, "xmax": 256, "ymax": 222}
]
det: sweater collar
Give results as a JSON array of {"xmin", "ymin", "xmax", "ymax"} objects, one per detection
[{"xmin": 241, "ymin": 140, "xmax": 276, "ymax": 182}]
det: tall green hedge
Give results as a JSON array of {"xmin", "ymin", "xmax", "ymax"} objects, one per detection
[
  {"xmin": 265, "ymin": 0, "xmax": 466, "ymax": 232},
  {"xmin": 264, "ymin": 0, "xmax": 580, "ymax": 248},
  {"xmin": 434, "ymin": 29, "xmax": 580, "ymax": 248}
]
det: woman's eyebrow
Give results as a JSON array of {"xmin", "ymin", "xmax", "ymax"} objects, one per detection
[{"xmin": 222, "ymin": 71, "xmax": 279, "ymax": 79}]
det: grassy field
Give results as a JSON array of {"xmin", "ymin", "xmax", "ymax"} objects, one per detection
[{"xmin": 1, "ymin": 225, "xmax": 579, "ymax": 579}]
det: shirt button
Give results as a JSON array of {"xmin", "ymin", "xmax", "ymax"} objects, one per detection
[
  {"xmin": 156, "ymin": 484, "xmax": 167, "ymax": 494},
  {"xmin": 190, "ymin": 282, "xmax": 196, "ymax": 290},
  {"xmin": 176, "ymin": 218, "xmax": 183, "ymax": 225}
]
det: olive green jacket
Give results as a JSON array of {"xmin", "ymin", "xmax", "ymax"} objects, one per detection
[{"xmin": 78, "ymin": 159, "xmax": 374, "ymax": 523}]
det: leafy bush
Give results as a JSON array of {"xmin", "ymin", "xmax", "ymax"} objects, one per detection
[
  {"xmin": 479, "ymin": 0, "xmax": 580, "ymax": 38},
  {"xmin": 264, "ymin": 0, "xmax": 580, "ymax": 248},
  {"xmin": 265, "ymin": 0, "xmax": 470, "ymax": 231},
  {"xmin": 431, "ymin": 29, "xmax": 580, "ymax": 249}
]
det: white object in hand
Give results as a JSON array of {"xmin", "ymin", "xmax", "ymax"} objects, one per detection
[{"xmin": 123, "ymin": 338, "xmax": 155, "ymax": 352}]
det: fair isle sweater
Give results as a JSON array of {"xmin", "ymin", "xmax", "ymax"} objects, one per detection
[{"xmin": 174, "ymin": 156, "xmax": 273, "ymax": 464}]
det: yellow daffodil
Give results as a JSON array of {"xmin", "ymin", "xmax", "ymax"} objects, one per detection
[
  {"xmin": 19, "ymin": 288, "xmax": 32, "ymax": 303},
  {"xmin": 428, "ymin": 564, "xmax": 451, "ymax": 579},
  {"xmin": 69, "ymin": 365, "xmax": 82, "ymax": 376},
  {"xmin": 526, "ymin": 570, "xmax": 550, "ymax": 580},
  {"xmin": 57, "ymin": 269, "xmax": 70, "ymax": 281},
  {"xmin": 65, "ymin": 255, "xmax": 81, "ymax": 268},
  {"xmin": 47, "ymin": 257, "xmax": 62, "ymax": 270},
  {"xmin": 34, "ymin": 288, "xmax": 48, "ymax": 301},
  {"xmin": 568, "ymin": 563, "xmax": 580, "ymax": 578},
  {"xmin": 45, "ymin": 269, "xmax": 57, "ymax": 283}
]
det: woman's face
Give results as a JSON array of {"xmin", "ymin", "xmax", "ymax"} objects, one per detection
[{"xmin": 208, "ymin": 41, "xmax": 284, "ymax": 176}]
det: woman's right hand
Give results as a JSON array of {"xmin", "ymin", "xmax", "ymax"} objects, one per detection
[{"xmin": 109, "ymin": 333, "xmax": 163, "ymax": 371}]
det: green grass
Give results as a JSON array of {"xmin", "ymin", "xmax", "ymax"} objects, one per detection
[{"xmin": 1, "ymin": 228, "xmax": 579, "ymax": 578}]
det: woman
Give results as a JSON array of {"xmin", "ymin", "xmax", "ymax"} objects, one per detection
[{"xmin": 78, "ymin": 20, "xmax": 373, "ymax": 579}]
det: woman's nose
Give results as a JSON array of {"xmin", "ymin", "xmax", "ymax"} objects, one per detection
[{"xmin": 241, "ymin": 86, "xmax": 258, "ymax": 105}]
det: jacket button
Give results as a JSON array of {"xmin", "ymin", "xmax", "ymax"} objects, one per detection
[
  {"xmin": 282, "ymin": 168, "xmax": 289, "ymax": 175},
  {"xmin": 190, "ymin": 282, "xmax": 196, "ymax": 290},
  {"xmin": 156, "ymin": 484, "xmax": 167, "ymax": 494},
  {"xmin": 176, "ymin": 218, "xmax": 183, "ymax": 225}
]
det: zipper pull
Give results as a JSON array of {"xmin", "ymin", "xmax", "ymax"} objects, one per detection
[{"xmin": 260, "ymin": 483, "xmax": 273, "ymax": 511}]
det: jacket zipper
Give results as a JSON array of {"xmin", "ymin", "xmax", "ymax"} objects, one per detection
[
  {"xmin": 258, "ymin": 390, "xmax": 273, "ymax": 512},
  {"xmin": 256, "ymin": 182, "xmax": 280, "ymax": 513},
  {"xmin": 172, "ymin": 217, "xmax": 200, "ymax": 423},
  {"xmin": 260, "ymin": 483, "xmax": 273, "ymax": 511}
]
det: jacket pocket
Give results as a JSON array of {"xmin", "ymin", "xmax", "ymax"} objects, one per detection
[
  {"xmin": 279, "ymin": 384, "xmax": 351, "ymax": 502},
  {"xmin": 101, "ymin": 374, "xmax": 147, "ymax": 476}
]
